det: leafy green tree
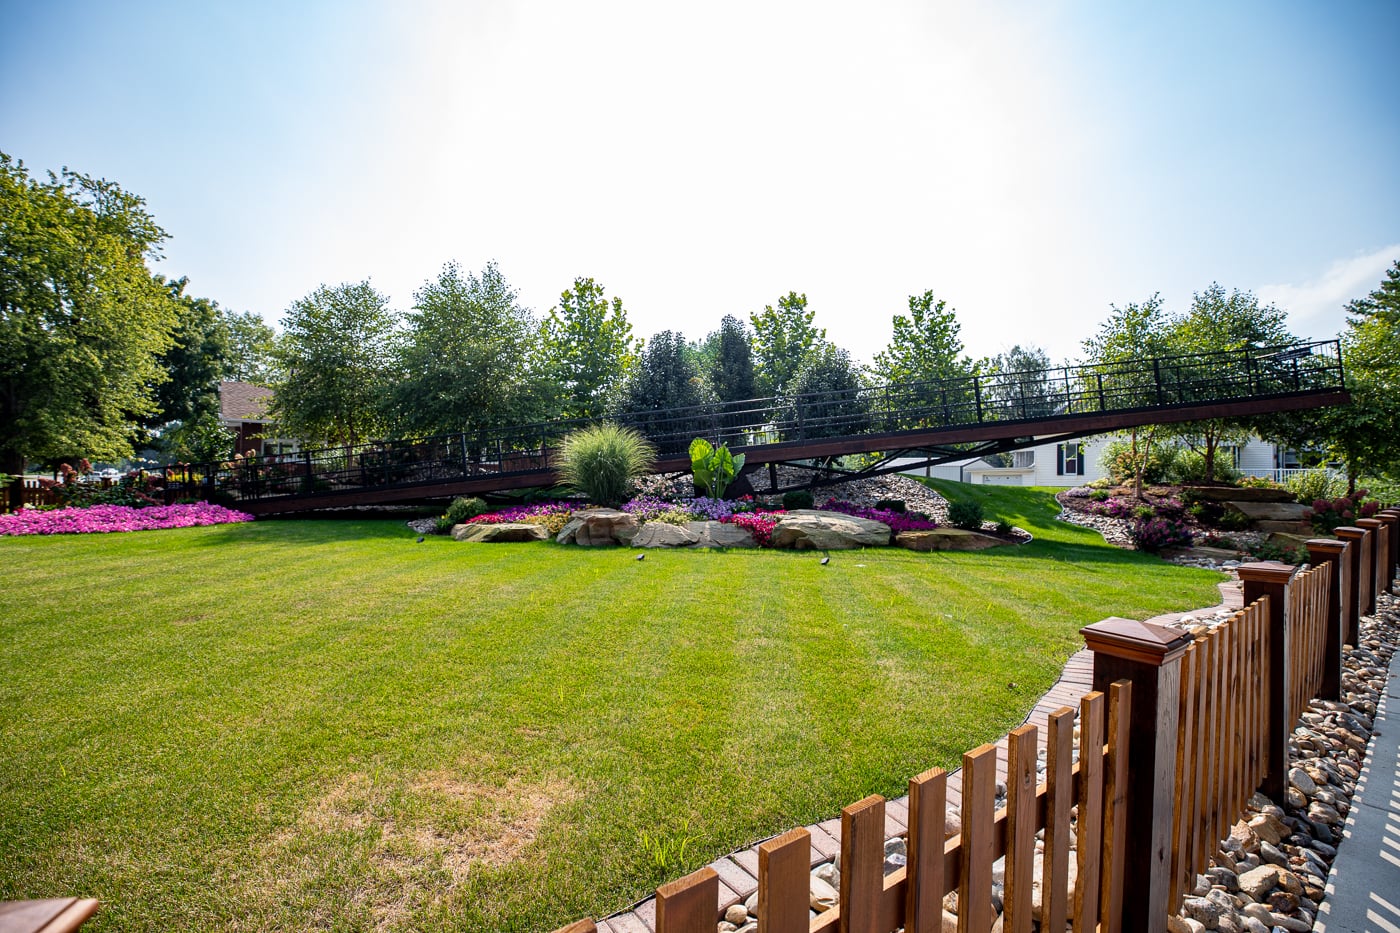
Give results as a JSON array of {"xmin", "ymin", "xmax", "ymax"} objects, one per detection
[
  {"xmin": 870, "ymin": 291, "xmax": 975, "ymax": 426},
  {"xmin": 615, "ymin": 330, "xmax": 709, "ymax": 449},
  {"xmin": 1081, "ymin": 295, "xmax": 1173, "ymax": 497},
  {"xmin": 387, "ymin": 262, "xmax": 548, "ymax": 440},
  {"xmin": 871, "ymin": 290, "xmax": 972, "ymax": 384},
  {"xmin": 271, "ymin": 281, "xmax": 399, "ymax": 447},
  {"xmin": 222, "ymin": 309, "xmax": 279, "ymax": 384},
  {"xmin": 782, "ymin": 343, "xmax": 869, "ymax": 439},
  {"xmin": 979, "ymin": 344, "xmax": 1058, "ymax": 420},
  {"xmin": 537, "ymin": 277, "xmax": 640, "ymax": 419},
  {"xmin": 1264, "ymin": 260, "xmax": 1400, "ymax": 490},
  {"xmin": 149, "ymin": 277, "xmax": 231, "ymax": 434},
  {"xmin": 1163, "ymin": 284, "xmax": 1295, "ymax": 482},
  {"xmin": 0, "ymin": 152, "xmax": 180, "ymax": 497},
  {"xmin": 750, "ymin": 291, "xmax": 825, "ymax": 397}
]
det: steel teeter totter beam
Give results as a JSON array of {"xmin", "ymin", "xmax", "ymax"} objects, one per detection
[{"xmin": 168, "ymin": 340, "xmax": 1350, "ymax": 515}]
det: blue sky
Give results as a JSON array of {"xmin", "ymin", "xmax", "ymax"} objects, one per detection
[{"xmin": 2, "ymin": 0, "xmax": 1396, "ymax": 365}]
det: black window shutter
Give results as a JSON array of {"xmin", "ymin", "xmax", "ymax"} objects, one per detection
[
  {"xmin": 1078, "ymin": 445, "xmax": 1085, "ymax": 475},
  {"xmin": 1057, "ymin": 444, "xmax": 1065, "ymax": 475}
]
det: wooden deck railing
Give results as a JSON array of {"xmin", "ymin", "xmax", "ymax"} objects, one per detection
[{"xmin": 554, "ymin": 528, "xmax": 1392, "ymax": 933}]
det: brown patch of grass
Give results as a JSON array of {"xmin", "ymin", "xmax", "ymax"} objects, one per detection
[{"xmin": 237, "ymin": 769, "xmax": 576, "ymax": 931}]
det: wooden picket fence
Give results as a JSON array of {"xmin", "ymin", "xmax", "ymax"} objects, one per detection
[
  {"xmin": 1168, "ymin": 599, "xmax": 1268, "ymax": 908},
  {"xmin": 1287, "ymin": 562, "xmax": 1332, "ymax": 728},
  {"xmin": 558, "ymin": 684, "xmax": 1132, "ymax": 933}
]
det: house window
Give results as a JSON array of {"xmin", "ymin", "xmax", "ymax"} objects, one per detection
[{"xmin": 1057, "ymin": 442, "xmax": 1084, "ymax": 476}]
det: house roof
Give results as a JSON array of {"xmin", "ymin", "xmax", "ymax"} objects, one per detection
[{"xmin": 219, "ymin": 381, "xmax": 274, "ymax": 422}]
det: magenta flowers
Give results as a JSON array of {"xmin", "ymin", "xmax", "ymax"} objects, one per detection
[{"xmin": 0, "ymin": 502, "xmax": 255, "ymax": 536}]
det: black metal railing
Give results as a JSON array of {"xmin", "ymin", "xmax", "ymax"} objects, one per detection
[{"xmin": 160, "ymin": 340, "xmax": 1345, "ymax": 505}]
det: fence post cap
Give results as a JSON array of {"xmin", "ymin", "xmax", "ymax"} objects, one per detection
[
  {"xmin": 1236, "ymin": 561, "xmax": 1300, "ymax": 584},
  {"xmin": 1305, "ymin": 538, "xmax": 1349, "ymax": 557},
  {"xmin": 1354, "ymin": 517, "xmax": 1384, "ymax": 530},
  {"xmin": 1333, "ymin": 525, "xmax": 1368, "ymax": 539},
  {"xmin": 1081, "ymin": 616, "xmax": 1193, "ymax": 665}
]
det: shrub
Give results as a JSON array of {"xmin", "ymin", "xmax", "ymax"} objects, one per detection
[
  {"xmin": 995, "ymin": 520, "xmax": 1013, "ymax": 535},
  {"xmin": 444, "ymin": 496, "xmax": 487, "ymax": 525},
  {"xmin": 1128, "ymin": 516, "xmax": 1193, "ymax": 552},
  {"xmin": 1237, "ymin": 475, "xmax": 1284, "ymax": 490},
  {"xmin": 1286, "ymin": 469, "xmax": 1344, "ymax": 505},
  {"xmin": 874, "ymin": 499, "xmax": 906, "ymax": 513},
  {"xmin": 435, "ymin": 516, "xmax": 455, "ymax": 534},
  {"xmin": 1247, "ymin": 539, "xmax": 1306, "ymax": 564},
  {"xmin": 556, "ymin": 423, "xmax": 656, "ymax": 506},
  {"xmin": 1164, "ymin": 448, "xmax": 1239, "ymax": 485},
  {"xmin": 782, "ymin": 490, "xmax": 815, "ymax": 511},
  {"xmin": 1101, "ymin": 440, "xmax": 1174, "ymax": 486},
  {"xmin": 948, "ymin": 499, "xmax": 984, "ymax": 530},
  {"xmin": 1306, "ymin": 490, "xmax": 1378, "ymax": 534},
  {"xmin": 1090, "ymin": 489, "xmax": 1111, "ymax": 502}
]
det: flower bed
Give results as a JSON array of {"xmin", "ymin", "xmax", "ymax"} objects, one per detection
[
  {"xmin": 818, "ymin": 497, "xmax": 939, "ymax": 533},
  {"xmin": 0, "ymin": 502, "xmax": 254, "ymax": 536},
  {"xmin": 720, "ymin": 510, "xmax": 785, "ymax": 547}
]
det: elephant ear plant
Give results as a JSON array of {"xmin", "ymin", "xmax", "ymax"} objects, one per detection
[{"xmin": 689, "ymin": 437, "xmax": 746, "ymax": 499}]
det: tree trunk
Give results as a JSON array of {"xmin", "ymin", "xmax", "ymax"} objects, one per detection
[
  {"xmin": 2, "ymin": 450, "xmax": 25, "ymax": 513},
  {"xmin": 1203, "ymin": 438, "xmax": 1216, "ymax": 484}
]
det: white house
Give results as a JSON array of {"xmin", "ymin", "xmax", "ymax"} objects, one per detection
[{"xmin": 901, "ymin": 435, "xmax": 1301, "ymax": 488}]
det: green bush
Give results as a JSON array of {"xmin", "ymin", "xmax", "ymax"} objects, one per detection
[
  {"xmin": 444, "ymin": 496, "xmax": 487, "ymax": 525},
  {"xmin": 948, "ymin": 499, "xmax": 984, "ymax": 530},
  {"xmin": 556, "ymin": 423, "xmax": 657, "ymax": 506},
  {"xmin": 782, "ymin": 489, "xmax": 815, "ymax": 511},
  {"xmin": 1285, "ymin": 469, "xmax": 1344, "ymax": 505},
  {"xmin": 1101, "ymin": 440, "xmax": 1174, "ymax": 486},
  {"xmin": 995, "ymin": 520, "xmax": 1013, "ymax": 535},
  {"xmin": 1164, "ymin": 448, "xmax": 1239, "ymax": 485}
]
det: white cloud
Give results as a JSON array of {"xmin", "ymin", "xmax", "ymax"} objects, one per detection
[{"xmin": 1258, "ymin": 245, "xmax": 1400, "ymax": 339}]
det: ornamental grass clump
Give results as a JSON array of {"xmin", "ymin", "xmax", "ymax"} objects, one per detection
[{"xmin": 556, "ymin": 423, "xmax": 656, "ymax": 506}]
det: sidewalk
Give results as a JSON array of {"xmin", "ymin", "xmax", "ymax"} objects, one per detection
[{"xmin": 1315, "ymin": 647, "xmax": 1400, "ymax": 933}]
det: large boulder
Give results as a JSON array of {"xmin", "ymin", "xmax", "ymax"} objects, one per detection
[
  {"xmin": 770, "ymin": 510, "xmax": 891, "ymax": 550},
  {"xmin": 895, "ymin": 528, "xmax": 1006, "ymax": 552},
  {"xmin": 556, "ymin": 508, "xmax": 640, "ymax": 546},
  {"xmin": 686, "ymin": 520, "xmax": 757, "ymax": 548},
  {"xmin": 451, "ymin": 522, "xmax": 549, "ymax": 543},
  {"xmin": 631, "ymin": 522, "xmax": 700, "ymax": 548},
  {"xmin": 1225, "ymin": 501, "xmax": 1311, "ymax": 523},
  {"xmin": 1184, "ymin": 486, "xmax": 1296, "ymax": 503}
]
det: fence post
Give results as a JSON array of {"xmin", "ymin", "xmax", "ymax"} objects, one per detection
[
  {"xmin": 1356, "ymin": 517, "xmax": 1387, "ymax": 606},
  {"xmin": 1333, "ymin": 526, "xmax": 1368, "ymax": 643},
  {"xmin": 1378, "ymin": 510, "xmax": 1399, "ymax": 593},
  {"xmin": 1304, "ymin": 540, "xmax": 1350, "ymax": 701},
  {"xmin": 1080, "ymin": 616, "xmax": 1192, "ymax": 933},
  {"xmin": 1236, "ymin": 562, "xmax": 1298, "ymax": 802}
]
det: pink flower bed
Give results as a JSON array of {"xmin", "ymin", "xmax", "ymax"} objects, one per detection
[{"xmin": 0, "ymin": 502, "xmax": 255, "ymax": 536}]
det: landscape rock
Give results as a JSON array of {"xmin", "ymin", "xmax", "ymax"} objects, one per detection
[
  {"xmin": 451, "ymin": 521, "xmax": 549, "ymax": 543},
  {"xmin": 895, "ymin": 528, "xmax": 1007, "ymax": 551},
  {"xmin": 556, "ymin": 508, "xmax": 639, "ymax": 546},
  {"xmin": 631, "ymin": 522, "xmax": 700, "ymax": 548},
  {"xmin": 724, "ymin": 904, "xmax": 749, "ymax": 925},
  {"xmin": 1237, "ymin": 865, "xmax": 1280, "ymax": 900},
  {"xmin": 771, "ymin": 510, "xmax": 892, "ymax": 550},
  {"xmin": 809, "ymin": 874, "xmax": 838, "ymax": 911},
  {"xmin": 685, "ymin": 520, "xmax": 757, "ymax": 548}
]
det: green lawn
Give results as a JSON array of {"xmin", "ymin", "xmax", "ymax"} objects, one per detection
[{"xmin": 0, "ymin": 485, "xmax": 1221, "ymax": 932}]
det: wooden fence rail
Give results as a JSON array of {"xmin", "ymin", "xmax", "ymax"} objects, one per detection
[{"xmin": 555, "ymin": 535, "xmax": 1391, "ymax": 933}]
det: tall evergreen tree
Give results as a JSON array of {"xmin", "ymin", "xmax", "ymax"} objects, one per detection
[
  {"xmin": 616, "ymin": 330, "xmax": 709, "ymax": 450},
  {"xmin": 708, "ymin": 315, "xmax": 757, "ymax": 403}
]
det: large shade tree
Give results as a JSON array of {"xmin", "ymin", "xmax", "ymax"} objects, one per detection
[
  {"xmin": 387, "ymin": 262, "xmax": 548, "ymax": 440},
  {"xmin": 1162, "ymin": 284, "xmax": 1295, "ymax": 482},
  {"xmin": 271, "ymin": 281, "xmax": 399, "ymax": 448},
  {"xmin": 870, "ymin": 290, "xmax": 975, "ymax": 426},
  {"xmin": 0, "ymin": 153, "xmax": 180, "ymax": 497}
]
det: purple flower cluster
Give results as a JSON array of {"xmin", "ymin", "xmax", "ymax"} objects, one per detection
[
  {"xmin": 468, "ymin": 501, "xmax": 575, "ymax": 524},
  {"xmin": 620, "ymin": 496, "xmax": 682, "ymax": 521},
  {"xmin": 0, "ymin": 502, "xmax": 254, "ymax": 536},
  {"xmin": 1128, "ymin": 517, "xmax": 1194, "ymax": 552},
  {"xmin": 819, "ymin": 498, "xmax": 938, "ymax": 532},
  {"xmin": 685, "ymin": 497, "xmax": 734, "ymax": 521}
]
